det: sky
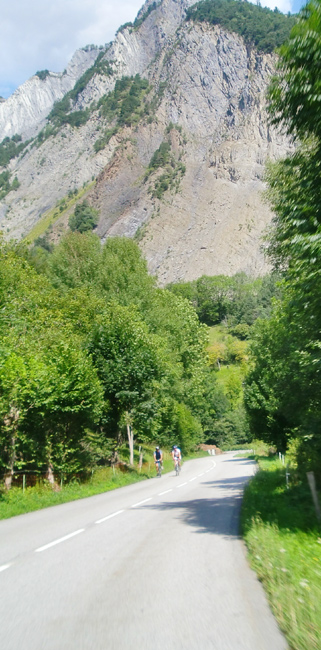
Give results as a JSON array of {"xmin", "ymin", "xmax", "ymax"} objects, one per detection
[{"xmin": 0, "ymin": 0, "xmax": 307, "ymax": 99}]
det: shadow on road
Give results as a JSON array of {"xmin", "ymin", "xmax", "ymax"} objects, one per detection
[{"xmin": 143, "ymin": 474, "xmax": 252, "ymax": 538}]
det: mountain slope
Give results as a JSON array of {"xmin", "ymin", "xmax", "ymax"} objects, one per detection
[
  {"xmin": 0, "ymin": 47, "xmax": 100, "ymax": 142},
  {"xmin": 0, "ymin": 0, "xmax": 294, "ymax": 284}
]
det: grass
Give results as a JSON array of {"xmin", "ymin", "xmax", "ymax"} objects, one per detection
[
  {"xmin": 0, "ymin": 447, "xmax": 205, "ymax": 520},
  {"xmin": 241, "ymin": 456, "xmax": 321, "ymax": 650},
  {"xmin": 24, "ymin": 182, "xmax": 95, "ymax": 244}
]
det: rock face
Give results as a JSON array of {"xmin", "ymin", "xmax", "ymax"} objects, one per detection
[
  {"xmin": 0, "ymin": 0, "xmax": 291, "ymax": 284},
  {"xmin": 0, "ymin": 47, "xmax": 100, "ymax": 141}
]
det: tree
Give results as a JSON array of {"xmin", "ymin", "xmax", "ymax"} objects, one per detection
[
  {"xmin": 268, "ymin": 1, "xmax": 321, "ymax": 141},
  {"xmin": 0, "ymin": 240, "xmax": 104, "ymax": 485},
  {"xmin": 69, "ymin": 201, "xmax": 99, "ymax": 233},
  {"xmin": 88, "ymin": 304, "xmax": 167, "ymax": 464},
  {"xmin": 245, "ymin": 2, "xmax": 321, "ymax": 481},
  {"xmin": 47, "ymin": 232, "xmax": 102, "ymax": 289}
]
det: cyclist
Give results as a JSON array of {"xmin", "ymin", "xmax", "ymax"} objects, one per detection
[
  {"xmin": 171, "ymin": 445, "xmax": 181, "ymax": 472},
  {"xmin": 154, "ymin": 445, "xmax": 163, "ymax": 476}
]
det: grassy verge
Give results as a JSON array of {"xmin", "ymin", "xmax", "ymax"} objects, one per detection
[
  {"xmin": 0, "ymin": 448, "xmax": 205, "ymax": 520},
  {"xmin": 241, "ymin": 456, "xmax": 321, "ymax": 650}
]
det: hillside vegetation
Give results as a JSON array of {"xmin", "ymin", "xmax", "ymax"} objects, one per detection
[{"xmin": 186, "ymin": 0, "xmax": 297, "ymax": 53}]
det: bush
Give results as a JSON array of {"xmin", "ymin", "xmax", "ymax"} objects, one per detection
[{"xmin": 69, "ymin": 201, "xmax": 99, "ymax": 233}]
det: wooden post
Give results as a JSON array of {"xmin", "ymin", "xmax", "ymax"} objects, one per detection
[
  {"xmin": 307, "ymin": 472, "xmax": 321, "ymax": 522},
  {"xmin": 22, "ymin": 474, "xmax": 26, "ymax": 494}
]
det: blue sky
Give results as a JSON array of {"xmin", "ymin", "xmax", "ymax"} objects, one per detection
[{"xmin": 0, "ymin": 0, "xmax": 307, "ymax": 100}]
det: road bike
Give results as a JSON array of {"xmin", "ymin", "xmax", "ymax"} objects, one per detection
[
  {"xmin": 156, "ymin": 461, "xmax": 162, "ymax": 477},
  {"xmin": 174, "ymin": 459, "xmax": 181, "ymax": 476}
]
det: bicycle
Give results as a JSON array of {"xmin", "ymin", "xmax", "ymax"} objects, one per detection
[
  {"xmin": 174, "ymin": 459, "xmax": 181, "ymax": 476},
  {"xmin": 156, "ymin": 461, "xmax": 162, "ymax": 477}
]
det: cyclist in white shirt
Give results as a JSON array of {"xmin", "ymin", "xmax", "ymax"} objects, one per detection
[{"xmin": 171, "ymin": 445, "xmax": 181, "ymax": 470}]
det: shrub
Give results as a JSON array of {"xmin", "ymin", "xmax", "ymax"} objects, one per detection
[{"xmin": 69, "ymin": 201, "xmax": 99, "ymax": 233}]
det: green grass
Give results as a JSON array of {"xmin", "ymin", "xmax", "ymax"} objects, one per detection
[
  {"xmin": 0, "ymin": 466, "xmax": 150, "ymax": 519},
  {"xmin": 24, "ymin": 182, "xmax": 95, "ymax": 244},
  {"xmin": 0, "ymin": 447, "xmax": 204, "ymax": 520},
  {"xmin": 242, "ymin": 457, "xmax": 321, "ymax": 650}
]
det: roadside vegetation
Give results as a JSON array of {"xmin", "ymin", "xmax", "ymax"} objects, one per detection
[
  {"xmin": 245, "ymin": 0, "xmax": 321, "ymax": 488},
  {"xmin": 0, "ymin": 232, "xmax": 233, "ymax": 501},
  {"xmin": 242, "ymin": 454, "xmax": 321, "ymax": 650},
  {"xmin": 0, "ymin": 446, "xmax": 206, "ymax": 520},
  {"xmin": 240, "ymin": 6, "xmax": 321, "ymax": 648}
]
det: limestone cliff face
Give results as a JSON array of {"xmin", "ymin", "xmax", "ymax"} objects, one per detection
[
  {"xmin": 0, "ymin": 48, "xmax": 100, "ymax": 141},
  {"xmin": 0, "ymin": 0, "xmax": 291, "ymax": 284},
  {"xmin": 89, "ymin": 18, "xmax": 291, "ymax": 283}
]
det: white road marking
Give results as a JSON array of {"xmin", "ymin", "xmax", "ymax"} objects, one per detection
[
  {"xmin": 158, "ymin": 489, "xmax": 172, "ymax": 496},
  {"xmin": 95, "ymin": 510, "xmax": 124, "ymax": 524},
  {"xmin": 0, "ymin": 563, "xmax": 11, "ymax": 572},
  {"xmin": 131, "ymin": 497, "xmax": 152, "ymax": 508},
  {"xmin": 35, "ymin": 529, "xmax": 85, "ymax": 553},
  {"xmin": 198, "ymin": 473, "xmax": 205, "ymax": 477},
  {"xmin": 177, "ymin": 482, "xmax": 187, "ymax": 487},
  {"xmin": 189, "ymin": 477, "xmax": 197, "ymax": 482}
]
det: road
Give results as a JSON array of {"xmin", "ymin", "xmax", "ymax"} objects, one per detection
[{"xmin": 0, "ymin": 453, "xmax": 288, "ymax": 650}]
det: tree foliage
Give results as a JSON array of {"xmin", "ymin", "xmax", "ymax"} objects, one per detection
[
  {"xmin": 169, "ymin": 272, "xmax": 280, "ymax": 330},
  {"xmin": 69, "ymin": 200, "xmax": 99, "ymax": 233},
  {"xmin": 0, "ymin": 233, "xmax": 236, "ymax": 484},
  {"xmin": 186, "ymin": 0, "xmax": 296, "ymax": 53},
  {"xmin": 245, "ymin": 0, "xmax": 321, "ymax": 484}
]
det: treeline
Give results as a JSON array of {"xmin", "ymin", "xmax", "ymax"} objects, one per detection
[
  {"xmin": 0, "ymin": 234, "xmax": 239, "ymax": 487},
  {"xmin": 244, "ymin": 1, "xmax": 321, "ymax": 486},
  {"xmin": 186, "ymin": 0, "xmax": 297, "ymax": 53},
  {"xmin": 168, "ymin": 272, "xmax": 280, "ymax": 336}
]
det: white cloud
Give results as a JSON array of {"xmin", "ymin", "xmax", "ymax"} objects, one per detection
[
  {"xmin": 0, "ymin": 0, "xmax": 303, "ymax": 99},
  {"xmin": 0, "ymin": 0, "xmax": 143, "ymax": 98}
]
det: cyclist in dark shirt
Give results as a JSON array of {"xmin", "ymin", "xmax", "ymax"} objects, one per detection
[{"xmin": 154, "ymin": 446, "xmax": 163, "ymax": 475}]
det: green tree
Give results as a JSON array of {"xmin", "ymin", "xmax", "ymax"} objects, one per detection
[
  {"xmin": 88, "ymin": 304, "xmax": 167, "ymax": 464},
  {"xmin": 242, "ymin": 1, "xmax": 321, "ymax": 482},
  {"xmin": 69, "ymin": 200, "xmax": 99, "ymax": 233}
]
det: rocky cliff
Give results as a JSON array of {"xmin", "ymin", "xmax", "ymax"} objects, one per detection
[
  {"xmin": 0, "ymin": 47, "xmax": 100, "ymax": 141},
  {"xmin": 0, "ymin": 0, "xmax": 292, "ymax": 284}
]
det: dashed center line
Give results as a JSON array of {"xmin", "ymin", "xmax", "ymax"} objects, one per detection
[
  {"xmin": 2, "ymin": 463, "xmax": 217, "ymax": 571},
  {"xmin": 131, "ymin": 497, "xmax": 152, "ymax": 508},
  {"xmin": 35, "ymin": 529, "xmax": 85, "ymax": 553},
  {"xmin": 95, "ymin": 510, "xmax": 124, "ymax": 524},
  {"xmin": 0, "ymin": 563, "xmax": 11, "ymax": 573}
]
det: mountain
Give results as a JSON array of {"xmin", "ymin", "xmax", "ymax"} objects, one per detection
[
  {"xmin": 0, "ymin": 47, "xmax": 101, "ymax": 142},
  {"xmin": 0, "ymin": 0, "xmax": 294, "ymax": 285}
]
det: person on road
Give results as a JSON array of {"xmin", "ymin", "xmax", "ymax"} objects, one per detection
[
  {"xmin": 171, "ymin": 445, "xmax": 181, "ymax": 470},
  {"xmin": 154, "ymin": 446, "xmax": 163, "ymax": 474}
]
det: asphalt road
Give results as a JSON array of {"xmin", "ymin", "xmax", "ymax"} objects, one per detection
[{"xmin": 0, "ymin": 453, "xmax": 288, "ymax": 650}]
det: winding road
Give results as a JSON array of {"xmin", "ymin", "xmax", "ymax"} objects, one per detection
[{"xmin": 0, "ymin": 453, "xmax": 288, "ymax": 649}]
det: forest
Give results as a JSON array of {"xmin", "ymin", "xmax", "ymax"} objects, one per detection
[
  {"xmin": 186, "ymin": 0, "xmax": 297, "ymax": 53},
  {"xmin": 0, "ymin": 234, "xmax": 240, "ymax": 488},
  {"xmin": 1, "ymin": 218, "xmax": 283, "ymax": 490}
]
